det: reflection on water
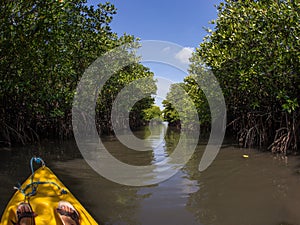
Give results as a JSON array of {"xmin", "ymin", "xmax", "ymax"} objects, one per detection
[{"xmin": 1, "ymin": 124, "xmax": 300, "ymax": 225}]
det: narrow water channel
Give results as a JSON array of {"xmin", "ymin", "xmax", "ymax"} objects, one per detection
[{"xmin": 1, "ymin": 124, "xmax": 300, "ymax": 225}]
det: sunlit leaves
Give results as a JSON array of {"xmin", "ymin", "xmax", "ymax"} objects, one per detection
[
  {"xmin": 143, "ymin": 105, "xmax": 162, "ymax": 122},
  {"xmin": 197, "ymin": 0, "xmax": 299, "ymax": 113}
]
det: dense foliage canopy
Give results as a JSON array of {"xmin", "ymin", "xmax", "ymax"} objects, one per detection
[{"xmin": 0, "ymin": 0, "xmax": 155, "ymax": 145}]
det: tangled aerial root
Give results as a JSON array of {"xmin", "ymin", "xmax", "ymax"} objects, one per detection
[{"xmin": 230, "ymin": 112, "xmax": 298, "ymax": 155}]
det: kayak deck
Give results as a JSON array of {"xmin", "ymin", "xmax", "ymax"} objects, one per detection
[{"xmin": 0, "ymin": 165, "xmax": 98, "ymax": 225}]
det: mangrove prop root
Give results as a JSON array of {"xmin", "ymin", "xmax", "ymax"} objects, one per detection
[{"xmin": 230, "ymin": 112, "xmax": 298, "ymax": 154}]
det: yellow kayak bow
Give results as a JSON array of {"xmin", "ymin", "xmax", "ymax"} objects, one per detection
[{"xmin": 0, "ymin": 157, "xmax": 98, "ymax": 225}]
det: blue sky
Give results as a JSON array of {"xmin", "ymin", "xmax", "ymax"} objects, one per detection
[
  {"xmin": 87, "ymin": 0, "xmax": 222, "ymax": 107},
  {"xmin": 88, "ymin": 0, "xmax": 221, "ymax": 48}
]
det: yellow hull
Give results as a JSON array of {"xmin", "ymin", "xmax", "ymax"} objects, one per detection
[{"xmin": 0, "ymin": 166, "xmax": 98, "ymax": 225}]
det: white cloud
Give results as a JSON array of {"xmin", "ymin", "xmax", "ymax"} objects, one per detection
[
  {"xmin": 175, "ymin": 47, "xmax": 194, "ymax": 64},
  {"xmin": 162, "ymin": 46, "xmax": 171, "ymax": 52}
]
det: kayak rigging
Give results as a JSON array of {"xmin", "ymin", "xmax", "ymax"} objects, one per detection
[{"xmin": 14, "ymin": 157, "xmax": 67, "ymax": 199}]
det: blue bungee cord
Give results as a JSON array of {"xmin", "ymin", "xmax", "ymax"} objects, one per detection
[
  {"xmin": 30, "ymin": 157, "xmax": 45, "ymax": 175},
  {"xmin": 15, "ymin": 157, "xmax": 67, "ymax": 198}
]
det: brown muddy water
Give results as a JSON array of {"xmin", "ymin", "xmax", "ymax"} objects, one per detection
[{"xmin": 1, "ymin": 124, "xmax": 300, "ymax": 225}]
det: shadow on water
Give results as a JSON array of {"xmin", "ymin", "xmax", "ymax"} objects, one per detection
[{"xmin": 1, "ymin": 124, "xmax": 300, "ymax": 225}]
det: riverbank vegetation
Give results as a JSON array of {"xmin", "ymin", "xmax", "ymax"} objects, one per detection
[
  {"xmin": 1, "ymin": 0, "xmax": 299, "ymax": 155},
  {"xmin": 163, "ymin": 0, "xmax": 299, "ymax": 154},
  {"xmin": 0, "ymin": 0, "xmax": 155, "ymax": 146}
]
